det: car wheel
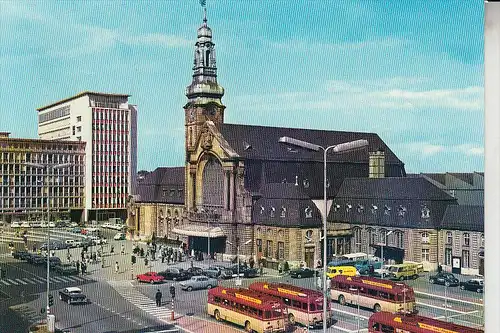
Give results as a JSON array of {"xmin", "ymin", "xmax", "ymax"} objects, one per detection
[
  {"xmin": 477, "ymin": 288, "xmax": 483, "ymax": 293},
  {"xmin": 187, "ymin": 286, "xmax": 193, "ymax": 291},
  {"xmin": 297, "ymin": 274, "xmax": 302, "ymax": 279},
  {"xmin": 59, "ymin": 295, "xmax": 62, "ymax": 300},
  {"xmin": 150, "ymin": 280, "xmax": 155, "ymax": 284},
  {"xmin": 288, "ymin": 313, "xmax": 295, "ymax": 325},
  {"xmin": 207, "ymin": 284, "xmax": 212, "ymax": 289},
  {"xmin": 214, "ymin": 309, "xmax": 221, "ymax": 321},
  {"xmin": 460, "ymin": 285, "xmax": 465, "ymax": 290},
  {"xmin": 173, "ymin": 277, "xmax": 177, "ymax": 281},
  {"xmin": 244, "ymin": 320, "xmax": 252, "ymax": 332},
  {"xmin": 338, "ymin": 295, "xmax": 345, "ymax": 305},
  {"xmin": 412, "ymin": 274, "xmax": 418, "ymax": 280},
  {"xmin": 445, "ymin": 281, "xmax": 450, "ymax": 287},
  {"xmin": 374, "ymin": 303, "xmax": 381, "ymax": 312},
  {"xmin": 137, "ymin": 278, "xmax": 141, "ymax": 282},
  {"xmin": 429, "ymin": 278, "xmax": 435, "ymax": 284}
]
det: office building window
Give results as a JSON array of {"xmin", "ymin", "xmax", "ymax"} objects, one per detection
[
  {"xmin": 462, "ymin": 250, "xmax": 470, "ymax": 268},
  {"xmin": 266, "ymin": 240, "xmax": 273, "ymax": 258},
  {"xmin": 256, "ymin": 239, "xmax": 262, "ymax": 253},
  {"xmin": 278, "ymin": 242, "xmax": 284, "ymax": 260},
  {"xmin": 421, "ymin": 232, "xmax": 430, "ymax": 244},
  {"xmin": 446, "ymin": 231, "xmax": 453, "ymax": 245},
  {"xmin": 422, "ymin": 248, "xmax": 430, "ymax": 262},
  {"xmin": 463, "ymin": 233, "xmax": 470, "ymax": 247},
  {"xmin": 445, "ymin": 248, "xmax": 452, "ymax": 266}
]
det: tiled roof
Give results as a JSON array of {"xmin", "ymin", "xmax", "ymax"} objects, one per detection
[
  {"xmin": 440, "ymin": 205, "xmax": 484, "ymax": 232},
  {"xmin": 219, "ymin": 123, "xmax": 404, "ymax": 165},
  {"xmin": 136, "ymin": 167, "xmax": 185, "ymax": 204},
  {"xmin": 252, "ymin": 183, "xmax": 322, "ymax": 228}
]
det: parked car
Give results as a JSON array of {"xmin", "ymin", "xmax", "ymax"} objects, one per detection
[
  {"xmin": 39, "ymin": 241, "xmax": 68, "ymax": 251},
  {"xmin": 10, "ymin": 221, "xmax": 21, "ymax": 228},
  {"xmin": 429, "ymin": 272, "xmax": 460, "ymax": 287},
  {"xmin": 180, "ymin": 275, "xmax": 218, "ymax": 291},
  {"xmin": 203, "ymin": 266, "xmax": 225, "ymax": 278},
  {"xmin": 186, "ymin": 267, "xmax": 204, "ymax": 276},
  {"xmin": 64, "ymin": 239, "xmax": 82, "ymax": 248},
  {"xmin": 27, "ymin": 254, "xmax": 46, "ymax": 265},
  {"xmin": 58, "ymin": 287, "xmax": 88, "ymax": 304},
  {"xmin": 12, "ymin": 250, "xmax": 32, "ymax": 260},
  {"xmin": 69, "ymin": 222, "xmax": 79, "ymax": 228},
  {"xmin": 49, "ymin": 256, "xmax": 62, "ymax": 268},
  {"xmin": 20, "ymin": 221, "xmax": 31, "ymax": 228},
  {"xmin": 459, "ymin": 278, "xmax": 484, "ymax": 293},
  {"xmin": 113, "ymin": 232, "xmax": 126, "ymax": 240},
  {"xmin": 229, "ymin": 264, "xmax": 248, "ymax": 275},
  {"xmin": 31, "ymin": 221, "xmax": 43, "ymax": 228},
  {"xmin": 289, "ymin": 267, "xmax": 317, "ymax": 279},
  {"xmin": 136, "ymin": 272, "xmax": 165, "ymax": 284},
  {"xmin": 54, "ymin": 263, "xmax": 78, "ymax": 276},
  {"xmin": 219, "ymin": 269, "xmax": 235, "ymax": 279},
  {"xmin": 243, "ymin": 268, "xmax": 259, "ymax": 278},
  {"xmin": 372, "ymin": 265, "xmax": 394, "ymax": 278},
  {"xmin": 157, "ymin": 268, "xmax": 192, "ymax": 281}
]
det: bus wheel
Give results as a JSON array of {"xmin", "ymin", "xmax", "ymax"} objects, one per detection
[
  {"xmin": 214, "ymin": 309, "xmax": 221, "ymax": 321},
  {"xmin": 244, "ymin": 320, "xmax": 252, "ymax": 332},
  {"xmin": 373, "ymin": 304, "xmax": 381, "ymax": 312},
  {"xmin": 288, "ymin": 313, "xmax": 295, "ymax": 325},
  {"xmin": 338, "ymin": 295, "xmax": 346, "ymax": 305}
]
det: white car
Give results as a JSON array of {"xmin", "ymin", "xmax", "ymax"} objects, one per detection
[
  {"xmin": 31, "ymin": 221, "xmax": 42, "ymax": 228},
  {"xmin": 102, "ymin": 222, "xmax": 112, "ymax": 229},
  {"xmin": 113, "ymin": 232, "xmax": 126, "ymax": 240},
  {"xmin": 11, "ymin": 221, "xmax": 21, "ymax": 228},
  {"xmin": 48, "ymin": 222, "xmax": 56, "ymax": 228},
  {"xmin": 70, "ymin": 222, "xmax": 79, "ymax": 228},
  {"xmin": 20, "ymin": 221, "xmax": 31, "ymax": 228}
]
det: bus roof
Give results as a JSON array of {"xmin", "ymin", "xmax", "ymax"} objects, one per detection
[
  {"xmin": 209, "ymin": 286, "xmax": 285, "ymax": 310},
  {"xmin": 332, "ymin": 275, "xmax": 413, "ymax": 293},
  {"xmin": 369, "ymin": 312, "xmax": 483, "ymax": 333},
  {"xmin": 249, "ymin": 282, "xmax": 323, "ymax": 301},
  {"xmin": 341, "ymin": 252, "xmax": 368, "ymax": 260}
]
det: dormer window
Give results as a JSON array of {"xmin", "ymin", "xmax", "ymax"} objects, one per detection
[
  {"xmin": 270, "ymin": 207, "xmax": 276, "ymax": 218},
  {"xmin": 333, "ymin": 203, "xmax": 341, "ymax": 212},
  {"xmin": 421, "ymin": 205, "xmax": 430, "ymax": 219},
  {"xmin": 346, "ymin": 203, "xmax": 352, "ymax": 212},
  {"xmin": 384, "ymin": 205, "xmax": 391, "ymax": 215},
  {"xmin": 371, "ymin": 205, "xmax": 378, "ymax": 214},
  {"xmin": 305, "ymin": 206, "xmax": 313, "ymax": 218},
  {"xmin": 295, "ymin": 176, "xmax": 299, "ymax": 186},
  {"xmin": 357, "ymin": 204, "xmax": 364, "ymax": 213},
  {"xmin": 398, "ymin": 205, "xmax": 407, "ymax": 217},
  {"xmin": 260, "ymin": 206, "xmax": 265, "ymax": 215},
  {"xmin": 280, "ymin": 206, "xmax": 287, "ymax": 218},
  {"xmin": 303, "ymin": 179, "xmax": 310, "ymax": 188}
]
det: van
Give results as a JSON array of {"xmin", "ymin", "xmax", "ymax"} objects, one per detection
[
  {"xmin": 326, "ymin": 265, "xmax": 358, "ymax": 278},
  {"xmin": 387, "ymin": 263, "xmax": 420, "ymax": 280}
]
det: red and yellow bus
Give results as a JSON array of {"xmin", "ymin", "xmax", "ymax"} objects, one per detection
[
  {"xmin": 330, "ymin": 275, "xmax": 417, "ymax": 314},
  {"xmin": 249, "ymin": 282, "xmax": 333, "ymax": 328},
  {"xmin": 368, "ymin": 311, "xmax": 484, "ymax": 333},
  {"xmin": 207, "ymin": 286, "xmax": 289, "ymax": 333}
]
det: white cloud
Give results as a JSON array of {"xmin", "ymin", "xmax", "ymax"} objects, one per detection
[
  {"xmin": 455, "ymin": 144, "xmax": 484, "ymax": 156},
  {"xmin": 394, "ymin": 142, "xmax": 484, "ymax": 158}
]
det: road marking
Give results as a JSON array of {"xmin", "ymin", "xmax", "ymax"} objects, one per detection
[
  {"xmin": 417, "ymin": 301, "xmax": 471, "ymax": 314},
  {"xmin": 70, "ymin": 276, "xmax": 85, "ymax": 281},
  {"xmin": 56, "ymin": 276, "xmax": 73, "ymax": 283},
  {"xmin": 23, "ymin": 278, "xmax": 38, "ymax": 284},
  {"xmin": 0, "ymin": 280, "xmax": 10, "ymax": 286},
  {"xmin": 15, "ymin": 279, "xmax": 28, "ymax": 285},
  {"xmin": 32, "ymin": 276, "xmax": 46, "ymax": 283},
  {"xmin": 414, "ymin": 290, "xmax": 483, "ymax": 306},
  {"xmin": 332, "ymin": 308, "xmax": 370, "ymax": 320},
  {"xmin": 6, "ymin": 279, "xmax": 19, "ymax": 285}
]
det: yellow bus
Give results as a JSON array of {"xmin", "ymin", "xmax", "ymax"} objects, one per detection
[
  {"xmin": 249, "ymin": 282, "xmax": 333, "ymax": 329},
  {"xmin": 330, "ymin": 275, "xmax": 418, "ymax": 314},
  {"xmin": 208, "ymin": 286, "xmax": 289, "ymax": 333}
]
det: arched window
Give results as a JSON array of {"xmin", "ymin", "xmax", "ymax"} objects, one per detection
[
  {"xmin": 353, "ymin": 228, "xmax": 362, "ymax": 252},
  {"xmin": 305, "ymin": 206, "xmax": 313, "ymax": 218},
  {"xmin": 205, "ymin": 50, "xmax": 210, "ymax": 67},
  {"xmin": 305, "ymin": 230, "xmax": 313, "ymax": 241},
  {"xmin": 446, "ymin": 231, "xmax": 453, "ymax": 245},
  {"xmin": 463, "ymin": 233, "xmax": 470, "ymax": 246},
  {"xmin": 395, "ymin": 231, "xmax": 404, "ymax": 248},
  {"xmin": 421, "ymin": 205, "xmax": 430, "ymax": 219},
  {"xmin": 202, "ymin": 158, "xmax": 224, "ymax": 207},
  {"xmin": 421, "ymin": 232, "xmax": 430, "ymax": 244},
  {"xmin": 270, "ymin": 207, "xmax": 276, "ymax": 218},
  {"xmin": 379, "ymin": 229, "xmax": 387, "ymax": 245},
  {"xmin": 280, "ymin": 206, "xmax": 286, "ymax": 218}
]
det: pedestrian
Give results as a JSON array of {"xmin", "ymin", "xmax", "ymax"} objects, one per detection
[
  {"xmin": 317, "ymin": 275, "xmax": 322, "ymax": 290},
  {"xmin": 115, "ymin": 261, "xmax": 119, "ymax": 273},
  {"xmin": 259, "ymin": 263, "xmax": 264, "ymax": 276},
  {"xmin": 111, "ymin": 246, "xmax": 115, "ymax": 254},
  {"xmin": 81, "ymin": 262, "xmax": 87, "ymax": 275},
  {"xmin": 144, "ymin": 257, "xmax": 149, "ymax": 266},
  {"xmin": 32, "ymin": 245, "xmax": 36, "ymax": 253},
  {"xmin": 161, "ymin": 253, "xmax": 165, "ymax": 263},
  {"xmin": 438, "ymin": 263, "xmax": 443, "ymax": 273},
  {"xmin": 51, "ymin": 250, "xmax": 55, "ymax": 257},
  {"xmin": 155, "ymin": 289, "xmax": 162, "ymax": 307},
  {"xmin": 121, "ymin": 244, "xmax": 125, "ymax": 255},
  {"xmin": 76, "ymin": 261, "xmax": 80, "ymax": 274},
  {"xmin": 278, "ymin": 262, "xmax": 283, "ymax": 275},
  {"xmin": 81, "ymin": 250, "xmax": 85, "ymax": 261},
  {"xmin": 369, "ymin": 264, "xmax": 375, "ymax": 276}
]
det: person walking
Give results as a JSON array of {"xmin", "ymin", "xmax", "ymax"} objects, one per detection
[
  {"xmin": 115, "ymin": 261, "xmax": 119, "ymax": 273},
  {"xmin": 317, "ymin": 274, "xmax": 322, "ymax": 290},
  {"xmin": 121, "ymin": 244, "xmax": 125, "ymax": 255},
  {"xmin": 155, "ymin": 289, "xmax": 162, "ymax": 307},
  {"xmin": 76, "ymin": 260, "xmax": 80, "ymax": 274}
]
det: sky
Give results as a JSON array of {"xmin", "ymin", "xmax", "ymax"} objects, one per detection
[{"xmin": 0, "ymin": 0, "xmax": 484, "ymax": 173}]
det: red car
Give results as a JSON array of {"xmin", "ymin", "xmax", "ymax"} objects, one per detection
[{"xmin": 136, "ymin": 272, "xmax": 165, "ymax": 284}]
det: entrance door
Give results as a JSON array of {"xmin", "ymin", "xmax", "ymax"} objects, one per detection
[
  {"xmin": 304, "ymin": 247, "xmax": 315, "ymax": 268},
  {"xmin": 452, "ymin": 256, "xmax": 461, "ymax": 274}
]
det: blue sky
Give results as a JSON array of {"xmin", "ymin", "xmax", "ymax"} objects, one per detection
[{"xmin": 0, "ymin": 1, "xmax": 484, "ymax": 173}]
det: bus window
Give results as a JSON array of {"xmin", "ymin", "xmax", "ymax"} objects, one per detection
[
  {"xmin": 372, "ymin": 322, "xmax": 380, "ymax": 331},
  {"xmin": 258, "ymin": 310, "xmax": 263, "ymax": 317},
  {"xmin": 292, "ymin": 300, "xmax": 301, "ymax": 308},
  {"xmin": 264, "ymin": 311, "xmax": 271, "ymax": 319},
  {"xmin": 302, "ymin": 302, "xmax": 308, "ymax": 310},
  {"xmin": 379, "ymin": 292, "xmax": 389, "ymax": 299},
  {"xmin": 309, "ymin": 303, "xmax": 316, "ymax": 311},
  {"xmin": 316, "ymin": 302, "xmax": 323, "ymax": 310},
  {"xmin": 368, "ymin": 289, "xmax": 378, "ymax": 297},
  {"xmin": 381, "ymin": 324, "xmax": 395, "ymax": 333}
]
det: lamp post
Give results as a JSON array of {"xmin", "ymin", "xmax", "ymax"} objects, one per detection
[
  {"xmin": 381, "ymin": 230, "xmax": 393, "ymax": 279},
  {"xmin": 227, "ymin": 238, "xmax": 252, "ymax": 286},
  {"xmin": 350, "ymin": 287, "xmax": 360, "ymax": 332},
  {"xmin": 278, "ymin": 136, "xmax": 368, "ymax": 333},
  {"xmin": 25, "ymin": 162, "xmax": 71, "ymax": 330}
]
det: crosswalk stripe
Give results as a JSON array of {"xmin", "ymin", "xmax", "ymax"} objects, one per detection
[
  {"xmin": 15, "ymin": 279, "xmax": 28, "ymax": 285},
  {"xmin": 51, "ymin": 277, "xmax": 66, "ymax": 283},
  {"xmin": 58, "ymin": 276, "xmax": 75, "ymax": 282},
  {"xmin": 0, "ymin": 280, "xmax": 10, "ymax": 285},
  {"xmin": 23, "ymin": 278, "xmax": 38, "ymax": 284},
  {"xmin": 7, "ymin": 279, "xmax": 19, "ymax": 285},
  {"xmin": 70, "ymin": 276, "xmax": 85, "ymax": 281},
  {"xmin": 32, "ymin": 277, "xmax": 46, "ymax": 283}
]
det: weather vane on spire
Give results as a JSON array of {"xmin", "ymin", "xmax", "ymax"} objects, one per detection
[{"xmin": 199, "ymin": 0, "xmax": 207, "ymax": 22}]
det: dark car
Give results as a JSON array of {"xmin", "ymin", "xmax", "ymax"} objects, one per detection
[
  {"xmin": 12, "ymin": 250, "xmax": 32, "ymax": 260},
  {"xmin": 39, "ymin": 241, "xmax": 68, "ymax": 251},
  {"xmin": 27, "ymin": 254, "xmax": 46, "ymax": 265},
  {"xmin": 289, "ymin": 267, "xmax": 317, "ymax": 279},
  {"xmin": 203, "ymin": 266, "xmax": 226, "ymax": 278},
  {"xmin": 229, "ymin": 264, "xmax": 247, "ymax": 275},
  {"xmin": 459, "ymin": 278, "xmax": 484, "ymax": 293},
  {"xmin": 157, "ymin": 268, "xmax": 192, "ymax": 281},
  {"xmin": 54, "ymin": 263, "xmax": 78, "ymax": 276},
  {"xmin": 429, "ymin": 272, "xmax": 460, "ymax": 287},
  {"xmin": 219, "ymin": 269, "xmax": 235, "ymax": 279},
  {"xmin": 49, "ymin": 256, "xmax": 62, "ymax": 268},
  {"xmin": 58, "ymin": 287, "xmax": 88, "ymax": 304},
  {"xmin": 186, "ymin": 267, "xmax": 204, "ymax": 276},
  {"xmin": 243, "ymin": 268, "xmax": 259, "ymax": 278}
]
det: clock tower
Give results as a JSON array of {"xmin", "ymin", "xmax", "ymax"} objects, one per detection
[{"xmin": 184, "ymin": 7, "xmax": 225, "ymax": 154}]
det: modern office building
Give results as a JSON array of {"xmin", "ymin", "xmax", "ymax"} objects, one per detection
[
  {"xmin": 37, "ymin": 92, "xmax": 137, "ymax": 222},
  {"xmin": 0, "ymin": 132, "xmax": 86, "ymax": 222}
]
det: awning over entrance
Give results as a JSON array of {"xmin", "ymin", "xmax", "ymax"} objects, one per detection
[{"xmin": 172, "ymin": 225, "xmax": 224, "ymax": 238}]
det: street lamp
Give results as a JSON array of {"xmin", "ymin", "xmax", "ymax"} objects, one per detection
[
  {"xmin": 227, "ymin": 238, "xmax": 252, "ymax": 286},
  {"xmin": 350, "ymin": 287, "xmax": 360, "ymax": 332},
  {"xmin": 381, "ymin": 230, "xmax": 393, "ymax": 279},
  {"xmin": 278, "ymin": 136, "xmax": 368, "ymax": 333},
  {"xmin": 24, "ymin": 162, "xmax": 71, "ymax": 330}
]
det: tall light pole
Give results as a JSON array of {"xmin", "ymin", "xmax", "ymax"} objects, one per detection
[
  {"xmin": 227, "ymin": 238, "xmax": 252, "ymax": 286},
  {"xmin": 278, "ymin": 136, "xmax": 368, "ymax": 333},
  {"xmin": 25, "ymin": 162, "xmax": 71, "ymax": 330},
  {"xmin": 350, "ymin": 287, "xmax": 360, "ymax": 332},
  {"xmin": 381, "ymin": 230, "xmax": 393, "ymax": 279}
]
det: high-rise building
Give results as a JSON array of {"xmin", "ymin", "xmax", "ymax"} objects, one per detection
[
  {"xmin": 0, "ymin": 132, "xmax": 86, "ymax": 222},
  {"xmin": 37, "ymin": 92, "xmax": 137, "ymax": 222}
]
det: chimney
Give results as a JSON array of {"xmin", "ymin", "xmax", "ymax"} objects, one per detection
[
  {"xmin": 0, "ymin": 132, "xmax": 11, "ymax": 138},
  {"xmin": 369, "ymin": 149, "xmax": 385, "ymax": 178}
]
